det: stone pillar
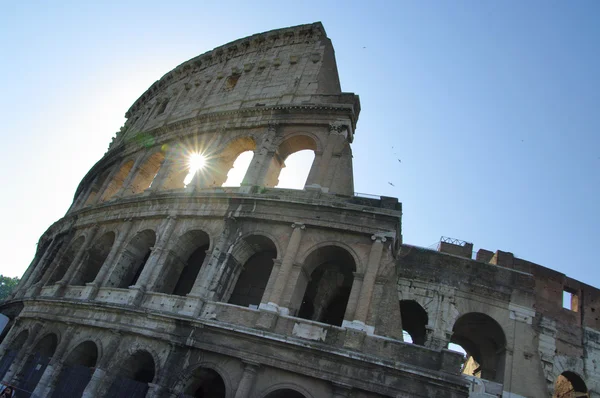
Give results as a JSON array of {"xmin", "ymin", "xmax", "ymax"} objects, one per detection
[
  {"xmin": 114, "ymin": 155, "xmax": 146, "ymax": 198},
  {"xmin": 94, "ymin": 163, "xmax": 122, "ymax": 203},
  {"xmin": 139, "ymin": 216, "xmax": 178, "ymax": 290},
  {"xmin": 260, "ymin": 260, "xmax": 281, "ymax": 306},
  {"xmin": 342, "ymin": 272, "xmax": 363, "ymax": 322},
  {"xmin": 305, "ymin": 123, "xmax": 348, "ymax": 192},
  {"xmin": 1, "ymin": 323, "xmax": 42, "ymax": 385},
  {"xmin": 81, "ymin": 331, "xmax": 121, "ymax": 398},
  {"xmin": 347, "ymin": 235, "xmax": 386, "ymax": 332},
  {"xmin": 54, "ymin": 225, "xmax": 100, "ymax": 295},
  {"xmin": 241, "ymin": 123, "xmax": 278, "ymax": 187},
  {"xmin": 31, "ymin": 326, "xmax": 76, "ymax": 397},
  {"xmin": 263, "ymin": 223, "xmax": 305, "ymax": 314},
  {"xmin": 279, "ymin": 263, "xmax": 311, "ymax": 314},
  {"xmin": 30, "ymin": 239, "xmax": 72, "ymax": 296},
  {"xmin": 303, "ymin": 151, "xmax": 323, "ymax": 190},
  {"xmin": 234, "ymin": 361, "xmax": 260, "ymax": 398},
  {"xmin": 145, "ymin": 155, "xmax": 176, "ymax": 193},
  {"xmin": 83, "ymin": 219, "xmax": 135, "ymax": 300}
]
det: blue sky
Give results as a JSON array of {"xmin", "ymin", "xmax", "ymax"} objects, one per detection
[{"xmin": 0, "ymin": 1, "xmax": 598, "ymax": 288}]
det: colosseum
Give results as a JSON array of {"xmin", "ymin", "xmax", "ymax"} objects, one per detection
[{"xmin": 0, "ymin": 22, "xmax": 598, "ymax": 398}]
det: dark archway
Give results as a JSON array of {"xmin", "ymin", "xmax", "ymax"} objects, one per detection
[
  {"xmin": 182, "ymin": 366, "xmax": 226, "ymax": 398},
  {"xmin": 0, "ymin": 330, "xmax": 28, "ymax": 380},
  {"xmin": 450, "ymin": 312, "xmax": 506, "ymax": 383},
  {"xmin": 107, "ymin": 350, "xmax": 155, "ymax": 398},
  {"xmin": 296, "ymin": 246, "xmax": 355, "ymax": 327},
  {"xmin": 553, "ymin": 371, "xmax": 589, "ymax": 398},
  {"xmin": 158, "ymin": 230, "xmax": 210, "ymax": 296},
  {"xmin": 18, "ymin": 333, "xmax": 58, "ymax": 397},
  {"xmin": 228, "ymin": 235, "xmax": 277, "ymax": 308},
  {"xmin": 52, "ymin": 341, "xmax": 98, "ymax": 398},
  {"xmin": 46, "ymin": 236, "xmax": 85, "ymax": 285},
  {"xmin": 73, "ymin": 232, "xmax": 116, "ymax": 285},
  {"xmin": 264, "ymin": 389, "xmax": 306, "ymax": 398},
  {"xmin": 400, "ymin": 300, "xmax": 428, "ymax": 346},
  {"xmin": 107, "ymin": 230, "xmax": 156, "ymax": 288}
]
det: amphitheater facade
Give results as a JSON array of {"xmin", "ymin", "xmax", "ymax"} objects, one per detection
[{"xmin": 0, "ymin": 22, "xmax": 598, "ymax": 398}]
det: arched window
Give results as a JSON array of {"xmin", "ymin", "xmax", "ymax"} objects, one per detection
[
  {"xmin": 46, "ymin": 236, "xmax": 85, "ymax": 285},
  {"xmin": 0, "ymin": 330, "xmax": 28, "ymax": 380},
  {"xmin": 400, "ymin": 300, "xmax": 428, "ymax": 346},
  {"xmin": 30, "ymin": 237, "xmax": 64, "ymax": 286},
  {"xmin": 107, "ymin": 230, "xmax": 156, "ymax": 288},
  {"xmin": 450, "ymin": 312, "xmax": 506, "ymax": 383},
  {"xmin": 158, "ymin": 230, "xmax": 210, "ymax": 296},
  {"xmin": 84, "ymin": 169, "xmax": 111, "ymax": 206},
  {"xmin": 72, "ymin": 232, "xmax": 115, "ymax": 286},
  {"xmin": 107, "ymin": 350, "xmax": 155, "ymax": 398},
  {"xmin": 126, "ymin": 152, "xmax": 165, "ymax": 195},
  {"xmin": 553, "ymin": 371, "xmax": 589, "ymax": 398},
  {"xmin": 18, "ymin": 333, "xmax": 58, "ymax": 394},
  {"xmin": 206, "ymin": 136, "xmax": 256, "ymax": 188},
  {"xmin": 222, "ymin": 150, "xmax": 254, "ymax": 187},
  {"xmin": 52, "ymin": 341, "xmax": 98, "ymax": 398},
  {"xmin": 182, "ymin": 366, "xmax": 226, "ymax": 398},
  {"xmin": 296, "ymin": 246, "xmax": 355, "ymax": 326},
  {"xmin": 264, "ymin": 389, "xmax": 307, "ymax": 398},
  {"xmin": 227, "ymin": 235, "xmax": 277, "ymax": 308},
  {"xmin": 100, "ymin": 160, "xmax": 135, "ymax": 202},
  {"xmin": 269, "ymin": 135, "xmax": 317, "ymax": 189}
]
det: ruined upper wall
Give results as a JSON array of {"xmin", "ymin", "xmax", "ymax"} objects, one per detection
[{"xmin": 113, "ymin": 22, "xmax": 356, "ymax": 148}]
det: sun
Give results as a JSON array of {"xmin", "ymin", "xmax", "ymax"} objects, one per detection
[{"xmin": 188, "ymin": 153, "xmax": 206, "ymax": 172}]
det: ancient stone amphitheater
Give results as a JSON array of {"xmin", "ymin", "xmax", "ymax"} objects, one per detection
[{"xmin": 0, "ymin": 22, "xmax": 597, "ymax": 398}]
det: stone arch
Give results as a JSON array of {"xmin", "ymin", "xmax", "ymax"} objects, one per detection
[
  {"xmin": 297, "ymin": 240, "xmax": 363, "ymax": 274},
  {"xmin": 160, "ymin": 143, "xmax": 198, "ymax": 191},
  {"xmin": 450, "ymin": 312, "xmax": 507, "ymax": 383},
  {"xmin": 177, "ymin": 362, "xmax": 230, "ymax": 398},
  {"xmin": 553, "ymin": 371, "xmax": 589, "ymax": 397},
  {"xmin": 227, "ymin": 234, "xmax": 278, "ymax": 308},
  {"xmin": 400, "ymin": 300, "xmax": 428, "ymax": 346},
  {"xmin": 108, "ymin": 229, "xmax": 156, "ymax": 288},
  {"xmin": 158, "ymin": 229, "xmax": 210, "ymax": 296},
  {"xmin": 127, "ymin": 151, "xmax": 166, "ymax": 195},
  {"xmin": 18, "ymin": 332, "xmax": 59, "ymax": 395},
  {"xmin": 257, "ymin": 383, "xmax": 314, "ymax": 398},
  {"xmin": 269, "ymin": 134, "xmax": 318, "ymax": 189},
  {"xmin": 73, "ymin": 231, "xmax": 116, "ymax": 285},
  {"xmin": 52, "ymin": 340, "xmax": 99, "ymax": 397},
  {"xmin": 206, "ymin": 136, "xmax": 256, "ymax": 188},
  {"xmin": 295, "ymin": 245, "xmax": 356, "ymax": 326},
  {"xmin": 0, "ymin": 329, "xmax": 28, "ymax": 380},
  {"xmin": 100, "ymin": 159, "xmax": 135, "ymax": 202},
  {"xmin": 107, "ymin": 349, "xmax": 156, "ymax": 398},
  {"xmin": 83, "ymin": 168, "xmax": 112, "ymax": 206},
  {"xmin": 46, "ymin": 235, "xmax": 86, "ymax": 285}
]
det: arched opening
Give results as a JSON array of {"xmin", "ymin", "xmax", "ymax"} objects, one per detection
[
  {"xmin": 127, "ymin": 151, "xmax": 165, "ymax": 195},
  {"xmin": 0, "ymin": 330, "xmax": 28, "ymax": 380},
  {"xmin": 107, "ymin": 350, "xmax": 155, "ymax": 398},
  {"xmin": 553, "ymin": 371, "xmax": 589, "ymax": 398},
  {"xmin": 273, "ymin": 135, "xmax": 317, "ymax": 189},
  {"xmin": 264, "ymin": 389, "xmax": 306, "ymax": 398},
  {"xmin": 84, "ymin": 169, "xmax": 111, "ymax": 206},
  {"xmin": 400, "ymin": 300, "xmax": 428, "ymax": 346},
  {"xmin": 161, "ymin": 153, "xmax": 189, "ymax": 191},
  {"xmin": 18, "ymin": 333, "xmax": 58, "ymax": 396},
  {"xmin": 182, "ymin": 366, "xmax": 226, "ymax": 398},
  {"xmin": 46, "ymin": 236, "xmax": 85, "ymax": 285},
  {"xmin": 450, "ymin": 312, "xmax": 506, "ymax": 383},
  {"xmin": 228, "ymin": 235, "xmax": 277, "ymax": 308},
  {"xmin": 100, "ymin": 160, "xmax": 135, "ymax": 202},
  {"xmin": 72, "ymin": 232, "xmax": 116, "ymax": 286},
  {"xmin": 222, "ymin": 150, "xmax": 254, "ymax": 187},
  {"xmin": 107, "ymin": 230, "xmax": 156, "ymax": 288},
  {"xmin": 158, "ymin": 230, "xmax": 210, "ymax": 296},
  {"xmin": 296, "ymin": 246, "xmax": 355, "ymax": 326},
  {"xmin": 51, "ymin": 341, "xmax": 98, "ymax": 398},
  {"xmin": 30, "ymin": 237, "xmax": 65, "ymax": 286}
]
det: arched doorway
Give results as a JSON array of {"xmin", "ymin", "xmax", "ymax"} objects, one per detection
[
  {"xmin": 228, "ymin": 235, "xmax": 277, "ymax": 308},
  {"xmin": 553, "ymin": 371, "xmax": 589, "ymax": 397},
  {"xmin": 450, "ymin": 312, "xmax": 506, "ymax": 383},
  {"xmin": 0, "ymin": 330, "xmax": 28, "ymax": 380},
  {"xmin": 400, "ymin": 300, "xmax": 428, "ymax": 346},
  {"xmin": 46, "ymin": 236, "xmax": 85, "ymax": 285},
  {"xmin": 264, "ymin": 389, "xmax": 306, "ymax": 398},
  {"xmin": 296, "ymin": 246, "xmax": 355, "ymax": 327},
  {"xmin": 51, "ymin": 341, "xmax": 98, "ymax": 397},
  {"xmin": 17, "ymin": 333, "xmax": 58, "ymax": 397},
  {"xmin": 181, "ymin": 366, "xmax": 226, "ymax": 398},
  {"xmin": 107, "ymin": 230, "xmax": 156, "ymax": 288},
  {"xmin": 72, "ymin": 232, "xmax": 116, "ymax": 285},
  {"xmin": 107, "ymin": 350, "xmax": 155, "ymax": 398}
]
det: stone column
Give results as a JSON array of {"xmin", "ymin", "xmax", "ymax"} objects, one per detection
[
  {"xmin": 241, "ymin": 123, "xmax": 278, "ymax": 188},
  {"xmin": 303, "ymin": 151, "xmax": 323, "ymax": 190},
  {"xmin": 1, "ymin": 323, "xmax": 42, "ymax": 385},
  {"xmin": 83, "ymin": 219, "xmax": 135, "ymax": 300},
  {"xmin": 114, "ymin": 154, "xmax": 146, "ymax": 198},
  {"xmin": 234, "ymin": 361, "xmax": 260, "ymax": 398},
  {"xmin": 260, "ymin": 260, "xmax": 281, "ymax": 306},
  {"xmin": 306, "ymin": 123, "xmax": 348, "ymax": 192},
  {"xmin": 263, "ymin": 223, "xmax": 305, "ymax": 314},
  {"xmin": 55, "ymin": 224, "xmax": 101, "ymax": 295},
  {"xmin": 94, "ymin": 163, "xmax": 122, "ymax": 203},
  {"xmin": 349, "ymin": 235, "xmax": 386, "ymax": 332},
  {"xmin": 138, "ymin": 216, "xmax": 178, "ymax": 290},
  {"xmin": 81, "ymin": 331, "xmax": 122, "ymax": 398},
  {"xmin": 342, "ymin": 272, "xmax": 363, "ymax": 323},
  {"xmin": 31, "ymin": 326, "xmax": 76, "ymax": 397},
  {"xmin": 145, "ymin": 155, "xmax": 175, "ymax": 193}
]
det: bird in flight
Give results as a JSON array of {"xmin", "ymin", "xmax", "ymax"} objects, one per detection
[{"xmin": 388, "ymin": 182, "xmax": 395, "ymax": 187}]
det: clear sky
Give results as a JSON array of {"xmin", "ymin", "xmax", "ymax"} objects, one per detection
[{"xmin": 1, "ymin": 1, "xmax": 598, "ymax": 290}]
